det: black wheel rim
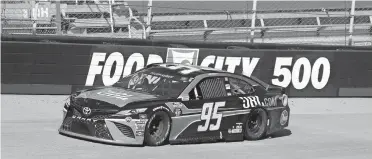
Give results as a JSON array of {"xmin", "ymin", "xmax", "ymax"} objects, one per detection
[
  {"xmin": 149, "ymin": 115, "xmax": 166, "ymax": 140},
  {"xmin": 247, "ymin": 110, "xmax": 262, "ymax": 133}
]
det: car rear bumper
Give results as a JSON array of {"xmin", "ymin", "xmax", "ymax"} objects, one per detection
[{"xmin": 266, "ymin": 106, "xmax": 290, "ymax": 135}]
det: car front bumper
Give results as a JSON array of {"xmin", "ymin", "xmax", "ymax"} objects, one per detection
[{"xmin": 59, "ymin": 107, "xmax": 148, "ymax": 146}]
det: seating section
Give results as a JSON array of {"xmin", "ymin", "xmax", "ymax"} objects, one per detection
[{"xmin": 1, "ymin": 1, "xmax": 371, "ymax": 44}]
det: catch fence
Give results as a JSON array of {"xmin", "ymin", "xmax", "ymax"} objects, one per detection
[{"xmin": 1, "ymin": 0, "xmax": 371, "ymax": 46}]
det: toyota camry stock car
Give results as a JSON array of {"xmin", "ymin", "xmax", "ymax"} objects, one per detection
[{"xmin": 58, "ymin": 63, "xmax": 290, "ymax": 146}]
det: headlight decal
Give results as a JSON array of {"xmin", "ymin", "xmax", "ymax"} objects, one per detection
[
  {"xmin": 114, "ymin": 108, "xmax": 148, "ymax": 116},
  {"xmin": 65, "ymin": 96, "xmax": 71, "ymax": 107}
]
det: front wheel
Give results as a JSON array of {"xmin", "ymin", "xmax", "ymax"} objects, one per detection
[
  {"xmin": 144, "ymin": 111, "xmax": 171, "ymax": 146},
  {"xmin": 244, "ymin": 108, "xmax": 268, "ymax": 140}
]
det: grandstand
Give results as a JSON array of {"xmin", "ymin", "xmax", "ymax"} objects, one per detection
[{"xmin": 1, "ymin": 0, "xmax": 372, "ymax": 46}]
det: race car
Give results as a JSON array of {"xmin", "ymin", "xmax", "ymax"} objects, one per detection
[{"xmin": 58, "ymin": 63, "xmax": 290, "ymax": 146}]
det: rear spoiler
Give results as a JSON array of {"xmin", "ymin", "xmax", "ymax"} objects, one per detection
[
  {"xmin": 266, "ymin": 85, "xmax": 286, "ymax": 94},
  {"xmin": 247, "ymin": 75, "xmax": 286, "ymax": 94}
]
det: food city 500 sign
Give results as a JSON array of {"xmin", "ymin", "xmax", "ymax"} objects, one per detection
[
  {"xmin": 271, "ymin": 57, "xmax": 330, "ymax": 90},
  {"xmin": 85, "ymin": 48, "xmax": 331, "ymax": 90}
]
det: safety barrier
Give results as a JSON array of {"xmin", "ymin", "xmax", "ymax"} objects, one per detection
[{"xmin": 2, "ymin": 34, "xmax": 372, "ymax": 97}]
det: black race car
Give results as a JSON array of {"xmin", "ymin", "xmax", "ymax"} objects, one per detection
[{"xmin": 58, "ymin": 63, "xmax": 290, "ymax": 146}]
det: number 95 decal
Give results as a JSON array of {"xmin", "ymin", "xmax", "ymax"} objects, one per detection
[
  {"xmin": 197, "ymin": 102, "xmax": 225, "ymax": 132},
  {"xmin": 271, "ymin": 57, "xmax": 330, "ymax": 90}
]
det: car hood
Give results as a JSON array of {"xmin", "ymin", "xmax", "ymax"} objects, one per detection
[{"xmin": 74, "ymin": 87, "xmax": 160, "ymax": 108}]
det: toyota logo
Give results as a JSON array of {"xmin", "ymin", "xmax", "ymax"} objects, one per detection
[{"xmin": 82, "ymin": 107, "xmax": 91, "ymax": 115}]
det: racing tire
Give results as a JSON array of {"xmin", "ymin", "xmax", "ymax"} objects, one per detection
[
  {"xmin": 144, "ymin": 111, "xmax": 171, "ymax": 146},
  {"xmin": 244, "ymin": 108, "xmax": 268, "ymax": 140}
]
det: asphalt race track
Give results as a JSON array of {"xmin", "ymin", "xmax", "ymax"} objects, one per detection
[{"xmin": 2, "ymin": 95, "xmax": 372, "ymax": 159}]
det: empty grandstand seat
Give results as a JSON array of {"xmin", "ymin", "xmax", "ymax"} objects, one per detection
[
  {"xmin": 64, "ymin": 4, "xmax": 111, "ymax": 16},
  {"xmin": 1, "ymin": 20, "xmax": 33, "ymax": 34},
  {"xmin": 63, "ymin": 3, "xmax": 129, "ymax": 34},
  {"xmin": 1, "ymin": 3, "xmax": 31, "ymax": 19},
  {"xmin": 68, "ymin": 16, "xmax": 130, "ymax": 34},
  {"xmin": 1, "ymin": 19, "xmax": 57, "ymax": 35},
  {"xmin": 1, "ymin": 2, "xmax": 67, "ymax": 35}
]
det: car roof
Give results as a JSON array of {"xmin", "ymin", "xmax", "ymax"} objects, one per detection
[
  {"xmin": 146, "ymin": 63, "xmax": 232, "ymax": 76},
  {"xmin": 144, "ymin": 63, "xmax": 270, "ymax": 88}
]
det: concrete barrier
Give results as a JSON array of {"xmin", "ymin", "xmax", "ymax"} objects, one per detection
[{"xmin": 2, "ymin": 35, "xmax": 372, "ymax": 97}]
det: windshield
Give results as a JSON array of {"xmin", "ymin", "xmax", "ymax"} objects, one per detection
[{"xmin": 113, "ymin": 67, "xmax": 193, "ymax": 97}]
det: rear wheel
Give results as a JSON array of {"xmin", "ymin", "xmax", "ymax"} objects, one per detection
[
  {"xmin": 144, "ymin": 111, "xmax": 171, "ymax": 146},
  {"xmin": 244, "ymin": 108, "xmax": 268, "ymax": 140}
]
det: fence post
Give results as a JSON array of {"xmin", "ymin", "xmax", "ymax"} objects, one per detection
[
  {"xmin": 146, "ymin": 0, "xmax": 153, "ymax": 39},
  {"xmin": 250, "ymin": 0, "xmax": 257, "ymax": 43},
  {"xmin": 56, "ymin": 0, "xmax": 62, "ymax": 35},
  {"xmin": 348, "ymin": 0, "xmax": 356, "ymax": 46},
  {"xmin": 109, "ymin": 0, "xmax": 115, "ymax": 34}
]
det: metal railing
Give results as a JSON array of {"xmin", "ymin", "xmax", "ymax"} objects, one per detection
[
  {"xmin": 144, "ymin": 0, "xmax": 372, "ymax": 46},
  {"xmin": 1, "ymin": 0, "xmax": 371, "ymax": 46}
]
